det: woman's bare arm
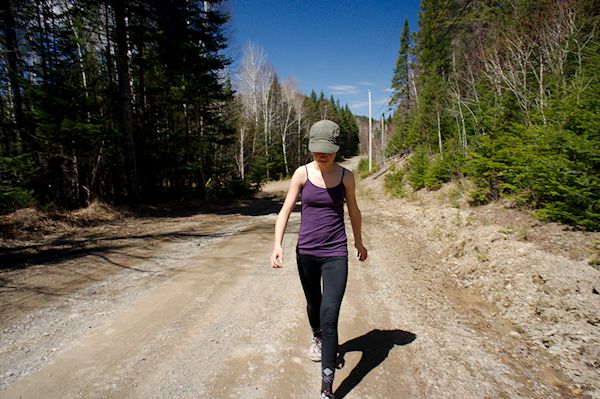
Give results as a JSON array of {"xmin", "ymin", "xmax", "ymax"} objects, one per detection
[
  {"xmin": 271, "ymin": 167, "xmax": 305, "ymax": 268},
  {"xmin": 344, "ymin": 170, "xmax": 368, "ymax": 262}
]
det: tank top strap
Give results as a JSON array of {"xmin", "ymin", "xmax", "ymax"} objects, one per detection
[
  {"xmin": 304, "ymin": 164, "xmax": 309, "ymax": 184},
  {"xmin": 340, "ymin": 167, "xmax": 345, "ymax": 184}
]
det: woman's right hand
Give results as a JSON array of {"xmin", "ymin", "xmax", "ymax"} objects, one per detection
[
  {"xmin": 356, "ymin": 243, "xmax": 368, "ymax": 262},
  {"xmin": 271, "ymin": 246, "xmax": 283, "ymax": 268}
]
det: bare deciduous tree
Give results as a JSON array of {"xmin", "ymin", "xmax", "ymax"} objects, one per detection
[
  {"xmin": 279, "ymin": 77, "xmax": 301, "ymax": 175},
  {"xmin": 260, "ymin": 64, "xmax": 275, "ymax": 179},
  {"xmin": 235, "ymin": 42, "xmax": 275, "ymax": 179}
]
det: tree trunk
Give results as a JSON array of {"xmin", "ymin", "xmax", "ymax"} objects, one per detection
[
  {"xmin": 198, "ymin": 114, "xmax": 206, "ymax": 197},
  {"xmin": 264, "ymin": 113, "xmax": 270, "ymax": 180},
  {"xmin": 1, "ymin": 0, "xmax": 24, "ymax": 154},
  {"xmin": 281, "ymin": 110, "xmax": 290, "ymax": 176},
  {"xmin": 89, "ymin": 140, "xmax": 105, "ymax": 202},
  {"xmin": 34, "ymin": 0, "xmax": 48, "ymax": 84},
  {"xmin": 67, "ymin": 13, "xmax": 90, "ymax": 122},
  {"xmin": 297, "ymin": 112, "xmax": 302, "ymax": 165},
  {"xmin": 239, "ymin": 126, "xmax": 245, "ymax": 180},
  {"xmin": 436, "ymin": 104, "xmax": 443, "ymax": 159},
  {"xmin": 539, "ymin": 61, "xmax": 546, "ymax": 125},
  {"xmin": 70, "ymin": 147, "xmax": 81, "ymax": 206},
  {"xmin": 459, "ymin": 101, "xmax": 467, "ymax": 150},
  {"xmin": 104, "ymin": 2, "xmax": 114, "ymax": 92},
  {"xmin": 137, "ymin": 42, "xmax": 149, "ymax": 195},
  {"xmin": 409, "ymin": 68, "xmax": 419, "ymax": 109},
  {"xmin": 262, "ymin": 93, "xmax": 271, "ymax": 180},
  {"xmin": 112, "ymin": 0, "xmax": 139, "ymax": 200}
]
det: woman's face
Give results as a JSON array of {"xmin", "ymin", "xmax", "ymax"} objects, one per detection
[{"xmin": 312, "ymin": 152, "xmax": 336, "ymax": 166}]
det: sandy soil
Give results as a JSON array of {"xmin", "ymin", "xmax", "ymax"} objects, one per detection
[{"xmin": 1, "ymin": 156, "xmax": 599, "ymax": 399}]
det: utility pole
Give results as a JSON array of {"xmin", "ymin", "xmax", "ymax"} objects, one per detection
[{"xmin": 368, "ymin": 90, "xmax": 372, "ymax": 173}]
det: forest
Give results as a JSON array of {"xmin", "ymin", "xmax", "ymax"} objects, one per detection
[
  {"xmin": 0, "ymin": 0, "xmax": 359, "ymax": 212},
  {"xmin": 386, "ymin": 0, "xmax": 599, "ymax": 230},
  {"xmin": 2, "ymin": 0, "xmax": 598, "ymax": 232}
]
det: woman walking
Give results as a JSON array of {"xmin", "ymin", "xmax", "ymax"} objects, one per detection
[{"xmin": 270, "ymin": 120, "xmax": 368, "ymax": 399}]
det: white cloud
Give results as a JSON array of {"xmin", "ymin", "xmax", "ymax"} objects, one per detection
[
  {"xmin": 328, "ymin": 85, "xmax": 360, "ymax": 95},
  {"xmin": 350, "ymin": 100, "xmax": 369, "ymax": 109},
  {"xmin": 384, "ymin": 88, "xmax": 394, "ymax": 93},
  {"xmin": 358, "ymin": 81, "xmax": 374, "ymax": 86}
]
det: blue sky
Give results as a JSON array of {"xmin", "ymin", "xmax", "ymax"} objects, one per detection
[{"xmin": 226, "ymin": 0, "xmax": 421, "ymax": 118}]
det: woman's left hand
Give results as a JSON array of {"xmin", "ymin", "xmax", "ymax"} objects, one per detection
[{"xmin": 355, "ymin": 244, "xmax": 368, "ymax": 262}]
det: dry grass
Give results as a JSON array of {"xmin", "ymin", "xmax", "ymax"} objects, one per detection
[{"xmin": 0, "ymin": 200, "xmax": 124, "ymax": 241}]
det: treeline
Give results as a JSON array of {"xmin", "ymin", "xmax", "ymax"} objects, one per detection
[
  {"xmin": 0, "ymin": 1, "xmax": 360, "ymax": 212},
  {"xmin": 1, "ymin": 0, "xmax": 233, "ymax": 209},
  {"xmin": 233, "ymin": 43, "xmax": 359, "ymax": 185},
  {"xmin": 386, "ymin": 0, "xmax": 599, "ymax": 230}
]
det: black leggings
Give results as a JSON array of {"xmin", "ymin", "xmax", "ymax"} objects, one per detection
[{"xmin": 296, "ymin": 252, "xmax": 348, "ymax": 371}]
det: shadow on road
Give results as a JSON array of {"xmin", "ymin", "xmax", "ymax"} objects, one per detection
[
  {"xmin": 0, "ymin": 195, "xmax": 294, "ymax": 272},
  {"xmin": 0, "ymin": 232, "xmax": 229, "ymax": 271},
  {"xmin": 335, "ymin": 329, "xmax": 417, "ymax": 398},
  {"xmin": 132, "ymin": 195, "xmax": 287, "ymax": 218}
]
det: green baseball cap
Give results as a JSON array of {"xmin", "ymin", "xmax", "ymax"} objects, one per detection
[{"xmin": 308, "ymin": 120, "xmax": 340, "ymax": 153}]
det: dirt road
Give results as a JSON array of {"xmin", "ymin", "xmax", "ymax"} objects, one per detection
[{"xmin": 1, "ymin": 158, "xmax": 599, "ymax": 398}]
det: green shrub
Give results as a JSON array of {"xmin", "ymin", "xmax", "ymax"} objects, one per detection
[
  {"xmin": 358, "ymin": 157, "xmax": 369, "ymax": 178},
  {"xmin": 384, "ymin": 167, "xmax": 406, "ymax": 197},
  {"xmin": 0, "ymin": 186, "xmax": 34, "ymax": 212},
  {"xmin": 358, "ymin": 157, "xmax": 380, "ymax": 178},
  {"xmin": 464, "ymin": 124, "xmax": 600, "ymax": 230},
  {"xmin": 0, "ymin": 155, "xmax": 36, "ymax": 213},
  {"xmin": 406, "ymin": 147, "xmax": 429, "ymax": 190},
  {"xmin": 423, "ymin": 154, "xmax": 453, "ymax": 190}
]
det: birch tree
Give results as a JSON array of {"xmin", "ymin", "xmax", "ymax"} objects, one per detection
[
  {"xmin": 260, "ymin": 64, "xmax": 275, "ymax": 180},
  {"xmin": 236, "ymin": 42, "xmax": 269, "ymax": 171},
  {"xmin": 279, "ymin": 77, "xmax": 300, "ymax": 176}
]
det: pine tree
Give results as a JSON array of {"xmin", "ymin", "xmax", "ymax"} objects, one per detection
[
  {"xmin": 414, "ymin": 0, "xmax": 452, "ymax": 153},
  {"xmin": 113, "ymin": 0, "xmax": 139, "ymax": 200},
  {"xmin": 389, "ymin": 16, "xmax": 411, "ymax": 110}
]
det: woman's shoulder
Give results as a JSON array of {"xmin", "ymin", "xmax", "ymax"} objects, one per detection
[
  {"xmin": 294, "ymin": 163, "xmax": 310, "ymax": 175},
  {"xmin": 338, "ymin": 164, "xmax": 354, "ymax": 178},
  {"xmin": 291, "ymin": 164, "xmax": 309, "ymax": 185},
  {"xmin": 340, "ymin": 165, "xmax": 355, "ymax": 188}
]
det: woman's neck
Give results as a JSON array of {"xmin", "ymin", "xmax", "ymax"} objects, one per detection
[{"xmin": 313, "ymin": 160, "xmax": 336, "ymax": 174}]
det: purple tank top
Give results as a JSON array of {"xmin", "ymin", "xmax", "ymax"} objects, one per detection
[{"xmin": 297, "ymin": 166, "xmax": 348, "ymax": 257}]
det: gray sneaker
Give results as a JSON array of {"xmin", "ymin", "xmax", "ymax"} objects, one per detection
[
  {"xmin": 320, "ymin": 391, "xmax": 335, "ymax": 399},
  {"xmin": 308, "ymin": 335, "xmax": 322, "ymax": 362}
]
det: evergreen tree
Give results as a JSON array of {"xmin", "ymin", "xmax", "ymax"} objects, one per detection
[
  {"xmin": 0, "ymin": 0, "xmax": 236, "ymax": 210},
  {"xmin": 389, "ymin": 16, "xmax": 411, "ymax": 110},
  {"xmin": 113, "ymin": 0, "xmax": 139, "ymax": 200},
  {"xmin": 383, "ymin": 0, "xmax": 600, "ymax": 230},
  {"xmin": 414, "ymin": 0, "xmax": 452, "ymax": 152}
]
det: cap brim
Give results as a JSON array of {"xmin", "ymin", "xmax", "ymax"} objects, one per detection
[{"xmin": 308, "ymin": 141, "xmax": 340, "ymax": 153}]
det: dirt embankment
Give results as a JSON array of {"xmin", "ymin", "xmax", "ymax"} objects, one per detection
[{"xmin": 0, "ymin": 156, "xmax": 599, "ymax": 398}]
